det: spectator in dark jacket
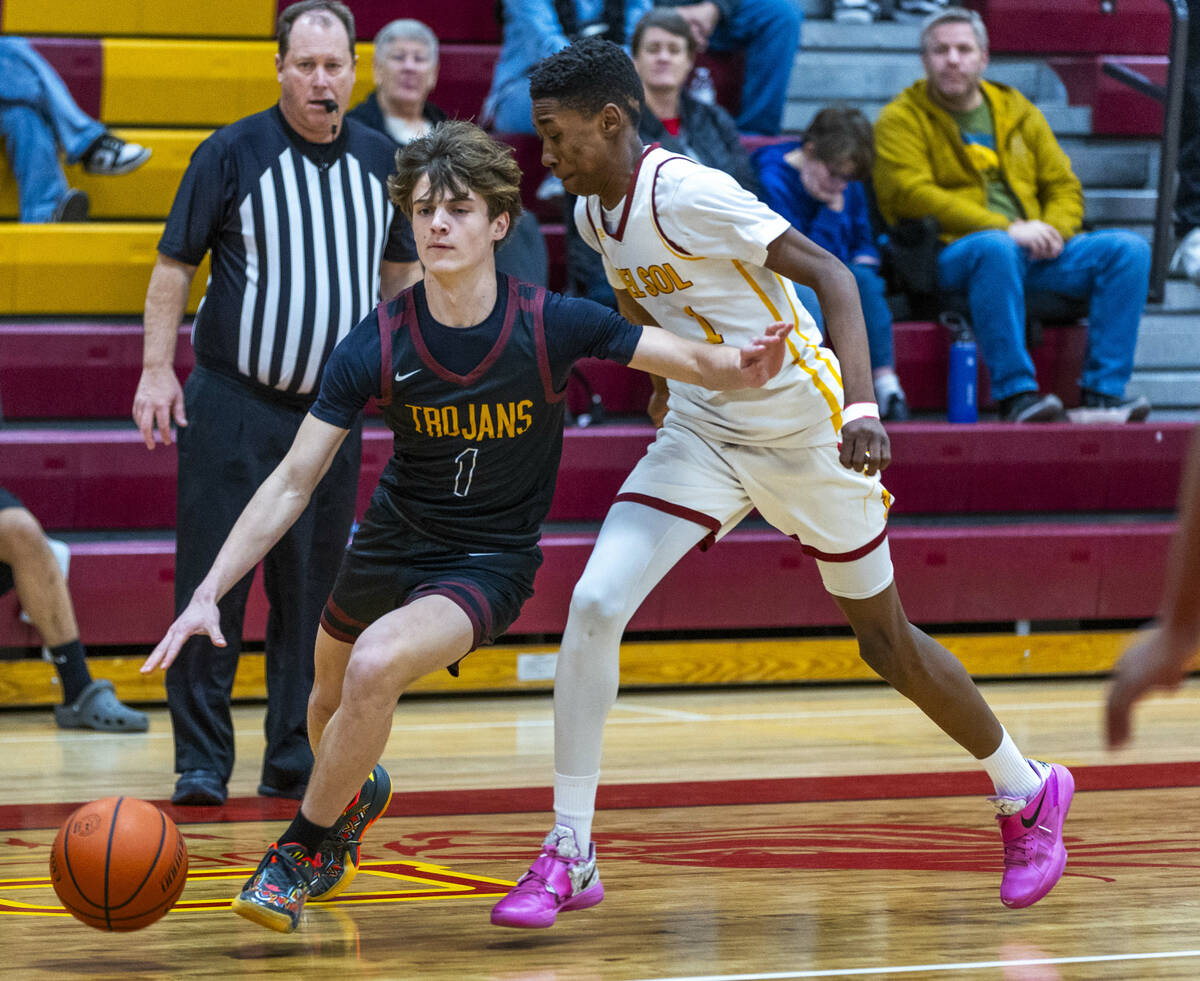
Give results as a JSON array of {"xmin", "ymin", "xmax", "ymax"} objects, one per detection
[
  {"xmin": 633, "ymin": 7, "xmax": 759, "ymax": 195},
  {"xmin": 347, "ymin": 19, "xmax": 447, "ymax": 143},
  {"xmin": 754, "ymin": 107, "xmax": 908, "ymax": 420}
]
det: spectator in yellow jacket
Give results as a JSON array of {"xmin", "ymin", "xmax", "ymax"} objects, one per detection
[{"xmin": 874, "ymin": 7, "xmax": 1150, "ymax": 424}]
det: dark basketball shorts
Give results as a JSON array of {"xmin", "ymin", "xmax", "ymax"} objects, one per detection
[
  {"xmin": 0, "ymin": 487, "xmax": 25, "ymax": 597},
  {"xmin": 319, "ymin": 495, "xmax": 542, "ymax": 675}
]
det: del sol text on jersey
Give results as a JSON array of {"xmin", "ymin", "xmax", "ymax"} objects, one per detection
[
  {"xmin": 615, "ymin": 262, "xmax": 693, "ymax": 299},
  {"xmin": 404, "ymin": 400, "xmax": 534, "ymax": 441}
]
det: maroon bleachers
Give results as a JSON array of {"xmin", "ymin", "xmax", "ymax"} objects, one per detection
[
  {"xmin": 284, "ymin": 0, "xmax": 503, "ymax": 44},
  {"xmin": 26, "ymin": 37, "xmax": 102, "ymax": 119},
  {"xmin": 0, "ymin": 320, "xmax": 1088, "ymax": 420},
  {"xmin": 0, "ymin": 323, "xmax": 193, "ymax": 421},
  {"xmin": 1049, "ymin": 56, "xmax": 1167, "ymax": 137},
  {"xmin": 0, "ymin": 517, "xmax": 1172, "ymax": 650},
  {"xmin": 431, "ymin": 44, "xmax": 497, "ymax": 125},
  {"xmin": 966, "ymin": 0, "xmax": 1171, "ymax": 55},
  {"xmin": 894, "ymin": 320, "xmax": 1088, "ymax": 412},
  {"xmin": 3, "ymin": 421, "xmax": 1190, "ymax": 532}
]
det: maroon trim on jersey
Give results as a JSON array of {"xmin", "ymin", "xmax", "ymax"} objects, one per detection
[
  {"xmin": 407, "ymin": 577, "xmax": 494, "ymax": 651},
  {"xmin": 595, "ymin": 143, "xmax": 659, "ymax": 243},
  {"xmin": 319, "ymin": 612, "xmax": 360, "ymax": 644},
  {"xmin": 613, "ymin": 491, "xmax": 720, "ymax": 551},
  {"xmin": 795, "ymin": 527, "xmax": 888, "ymax": 563},
  {"xmin": 404, "ymin": 277, "xmax": 519, "ymax": 387},
  {"xmin": 650, "ymin": 154, "xmax": 696, "ymax": 257},
  {"xmin": 523, "ymin": 284, "xmax": 566, "ymax": 404},
  {"xmin": 375, "ymin": 298, "xmax": 394, "ymax": 407},
  {"xmin": 320, "ymin": 594, "xmax": 369, "ymax": 643}
]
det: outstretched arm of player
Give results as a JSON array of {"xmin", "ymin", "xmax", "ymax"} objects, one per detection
[
  {"xmin": 629, "ymin": 321, "xmax": 791, "ymax": 392},
  {"xmin": 614, "ymin": 289, "xmax": 672, "ymax": 426},
  {"xmin": 1106, "ymin": 427, "xmax": 1200, "ymax": 747},
  {"xmin": 141, "ymin": 414, "xmax": 350, "ymax": 673},
  {"xmin": 764, "ymin": 228, "xmax": 889, "ymax": 477}
]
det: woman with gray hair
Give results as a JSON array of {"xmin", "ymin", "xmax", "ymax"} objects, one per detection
[{"xmin": 348, "ymin": 19, "xmax": 446, "ymax": 144}]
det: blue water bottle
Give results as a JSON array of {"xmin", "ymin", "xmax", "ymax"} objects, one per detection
[{"xmin": 944, "ymin": 313, "xmax": 978, "ymax": 424}]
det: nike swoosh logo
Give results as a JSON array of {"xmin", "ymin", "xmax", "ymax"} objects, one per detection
[
  {"xmin": 395, "ymin": 368, "xmax": 420, "ymax": 382},
  {"xmin": 1020, "ymin": 787, "xmax": 1047, "ymax": 828}
]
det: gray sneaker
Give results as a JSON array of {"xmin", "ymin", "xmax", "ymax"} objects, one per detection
[
  {"xmin": 50, "ymin": 188, "xmax": 89, "ymax": 222},
  {"xmin": 998, "ymin": 391, "xmax": 1066, "ymax": 423}
]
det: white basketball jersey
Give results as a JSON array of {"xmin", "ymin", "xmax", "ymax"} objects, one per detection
[{"xmin": 576, "ymin": 145, "xmax": 846, "ymax": 446}]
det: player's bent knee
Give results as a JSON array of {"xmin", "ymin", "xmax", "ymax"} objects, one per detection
[
  {"xmin": 568, "ymin": 578, "xmax": 634, "ymax": 634},
  {"xmin": 341, "ymin": 641, "xmax": 411, "ymax": 708},
  {"xmin": 0, "ymin": 507, "xmax": 47, "ymax": 562}
]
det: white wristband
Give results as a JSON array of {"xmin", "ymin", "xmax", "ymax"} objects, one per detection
[{"xmin": 842, "ymin": 402, "xmax": 880, "ymax": 425}]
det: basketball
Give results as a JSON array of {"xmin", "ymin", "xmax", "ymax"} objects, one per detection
[{"xmin": 49, "ymin": 796, "xmax": 188, "ymax": 931}]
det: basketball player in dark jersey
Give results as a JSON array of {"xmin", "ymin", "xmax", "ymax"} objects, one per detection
[{"xmin": 140, "ymin": 120, "xmax": 789, "ymax": 934}]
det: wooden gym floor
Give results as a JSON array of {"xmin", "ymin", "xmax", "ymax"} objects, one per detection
[{"xmin": 3, "ymin": 675, "xmax": 1200, "ymax": 979}]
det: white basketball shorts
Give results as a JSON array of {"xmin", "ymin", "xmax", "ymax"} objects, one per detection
[{"xmin": 614, "ymin": 420, "xmax": 894, "ymax": 599}]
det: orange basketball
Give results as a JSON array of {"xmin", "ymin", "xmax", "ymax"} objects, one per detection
[{"xmin": 49, "ymin": 796, "xmax": 188, "ymax": 931}]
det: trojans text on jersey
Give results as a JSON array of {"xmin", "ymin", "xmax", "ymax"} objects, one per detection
[{"xmin": 403, "ymin": 400, "xmax": 535, "ymax": 441}]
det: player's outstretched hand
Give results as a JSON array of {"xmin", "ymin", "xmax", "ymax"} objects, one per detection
[
  {"xmin": 1105, "ymin": 625, "xmax": 1195, "ymax": 748},
  {"xmin": 738, "ymin": 322, "xmax": 791, "ymax": 387},
  {"xmin": 141, "ymin": 595, "xmax": 226, "ymax": 673},
  {"xmin": 840, "ymin": 416, "xmax": 890, "ymax": 477}
]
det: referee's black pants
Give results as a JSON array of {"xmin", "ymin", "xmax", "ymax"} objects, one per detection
[{"xmin": 166, "ymin": 366, "xmax": 361, "ymax": 792}]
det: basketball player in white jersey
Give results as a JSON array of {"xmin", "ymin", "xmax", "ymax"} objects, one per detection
[{"xmin": 490, "ymin": 37, "xmax": 1074, "ymax": 929}]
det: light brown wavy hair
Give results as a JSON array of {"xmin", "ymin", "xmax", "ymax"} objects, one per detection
[{"xmin": 387, "ymin": 121, "xmax": 523, "ymax": 246}]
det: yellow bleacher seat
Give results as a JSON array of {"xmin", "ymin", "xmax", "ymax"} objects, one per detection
[
  {"xmin": 2, "ymin": 0, "xmax": 277, "ymax": 39},
  {"xmin": 0, "ymin": 225, "xmax": 208, "ymax": 315},
  {"xmin": 0, "ymin": 129, "xmax": 208, "ymax": 220},
  {"xmin": 102, "ymin": 40, "xmax": 378, "ymax": 127}
]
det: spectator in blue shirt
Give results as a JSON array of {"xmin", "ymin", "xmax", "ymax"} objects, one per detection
[
  {"xmin": 754, "ymin": 106, "xmax": 908, "ymax": 420},
  {"xmin": 484, "ymin": 0, "xmax": 652, "ymax": 134},
  {"xmin": 0, "ymin": 36, "xmax": 150, "ymax": 222}
]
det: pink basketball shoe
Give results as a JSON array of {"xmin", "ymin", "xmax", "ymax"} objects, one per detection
[
  {"xmin": 992, "ymin": 760, "xmax": 1074, "ymax": 908},
  {"xmin": 491, "ymin": 825, "xmax": 604, "ymax": 928}
]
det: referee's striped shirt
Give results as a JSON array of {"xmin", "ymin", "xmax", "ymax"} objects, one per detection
[{"xmin": 159, "ymin": 105, "xmax": 417, "ymax": 403}]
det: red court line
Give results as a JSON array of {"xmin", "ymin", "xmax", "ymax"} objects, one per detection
[{"xmin": 3, "ymin": 761, "xmax": 1197, "ymax": 831}]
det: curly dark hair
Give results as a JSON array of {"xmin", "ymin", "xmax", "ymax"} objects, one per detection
[
  {"xmin": 387, "ymin": 121, "xmax": 523, "ymax": 246},
  {"xmin": 529, "ymin": 37, "xmax": 643, "ymax": 127}
]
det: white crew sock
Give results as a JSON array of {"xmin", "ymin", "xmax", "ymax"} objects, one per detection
[
  {"xmin": 980, "ymin": 728, "xmax": 1042, "ymax": 801},
  {"xmin": 554, "ymin": 770, "xmax": 600, "ymax": 853}
]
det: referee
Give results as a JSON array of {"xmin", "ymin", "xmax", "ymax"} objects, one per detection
[{"xmin": 132, "ymin": 0, "xmax": 421, "ymax": 806}]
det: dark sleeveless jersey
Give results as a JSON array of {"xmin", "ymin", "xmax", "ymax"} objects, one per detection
[{"xmin": 310, "ymin": 274, "xmax": 642, "ymax": 550}]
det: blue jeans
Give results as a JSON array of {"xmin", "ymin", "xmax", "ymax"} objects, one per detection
[
  {"xmin": 0, "ymin": 37, "xmax": 104, "ymax": 221},
  {"xmin": 937, "ymin": 229, "xmax": 1149, "ymax": 401},
  {"xmin": 707, "ymin": 0, "xmax": 802, "ymax": 135},
  {"xmin": 794, "ymin": 262, "xmax": 895, "ymax": 371}
]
